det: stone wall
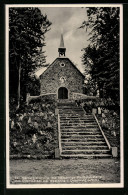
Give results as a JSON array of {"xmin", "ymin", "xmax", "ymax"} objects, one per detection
[
  {"xmin": 73, "ymin": 93, "xmax": 97, "ymax": 100},
  {"xmin": 40, "ymin": 58, "xmax": 85, "ymax": 99},
  {"xmin": 27, "ymin": 93, "xmax": 56, "ymax": 105}
]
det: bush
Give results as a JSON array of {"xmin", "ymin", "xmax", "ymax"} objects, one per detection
[{"xmin": 9, "ymin": 97, "xmax": 58, "ymax": 158}]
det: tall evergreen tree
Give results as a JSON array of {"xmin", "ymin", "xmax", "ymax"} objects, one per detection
[
  {"xmin": 9, "ymin": 7, "xmax": 51, "ymax": 107},
  {"xmin": 80, "ymin": 7, "xmax": 119, "ymax": 101}
]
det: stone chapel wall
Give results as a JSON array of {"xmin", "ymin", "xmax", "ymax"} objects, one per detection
[{"xmin": 40, "ymin": 58, "xmax": 84, "ymax": 99}]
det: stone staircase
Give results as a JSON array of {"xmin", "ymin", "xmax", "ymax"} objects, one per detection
[{"xmin": 57, "ymin": 101, "xmax": 111, "ymax": 158}]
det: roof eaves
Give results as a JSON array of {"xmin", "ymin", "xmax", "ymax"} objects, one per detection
[
  {"xmin": 67, "ymin": 58, "xmax": 85, "ymax": 78},
  {"xmin": 38, "ymin": 58, "xmax": 58, "ymax": 77}
]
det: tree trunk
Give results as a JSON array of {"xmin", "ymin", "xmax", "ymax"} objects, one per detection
[{"xmin": 17, "ymin": 64, "xmax": 21, "ymax": 109}]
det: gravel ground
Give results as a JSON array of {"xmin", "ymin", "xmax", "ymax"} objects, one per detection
[{"xmin": 10, "ymin": 158, "xmax": 120, "ymax": 184}]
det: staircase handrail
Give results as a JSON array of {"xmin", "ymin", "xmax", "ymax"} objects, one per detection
[
  {"xmin": 93, "ymin": 113, "xmax": 111, "ymax": 150},
  {"xmin": 81, "ymin": 105, "xmax": 111, "ymax": 150},
  {"xmin": 58, "ymin": 113, "xmax": 62, "ymax": 154}
]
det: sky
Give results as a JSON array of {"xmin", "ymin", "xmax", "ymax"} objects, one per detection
[{"xmin": 39, "ymin": 7, "xmax": 89, "ymax": 73}]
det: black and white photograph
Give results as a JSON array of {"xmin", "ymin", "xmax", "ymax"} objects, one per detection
[{"xmin": 6, "ymin": 4, "xmax": 123, "ymax": 188}]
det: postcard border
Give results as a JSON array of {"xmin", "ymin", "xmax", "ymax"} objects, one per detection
[{"xmin": 6, "ymin": 3, "xmax": 124, "ymax": 189}]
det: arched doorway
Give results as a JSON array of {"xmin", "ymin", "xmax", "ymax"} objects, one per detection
[{"xmin": 58, "ymin": 87, "xmax": 68, "ymax": 99}]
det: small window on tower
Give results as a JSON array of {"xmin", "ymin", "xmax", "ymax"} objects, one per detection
[{"xmin": 60, "ymin": 63, "xmax": 65, "ymax": 67}]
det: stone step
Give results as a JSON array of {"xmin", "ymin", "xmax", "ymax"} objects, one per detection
[
  {"xmin": 60, "ymin": 112, "xmax": 83, "ymax": 114},
  {"xmin": 62, "ymin": 146, "xmax": 108, "ymax": 150},
  {"xmin": 60, "ymin": 128, "xmax": 99, "ymax": 131},
  {"xmin": 58, "ymin": 109, "xmax": 78, "ymax": 111},
  {"xmin": 61, "ymin": 125, "xmax": 99, "ymax": 131},
  {"xmin": 60, "ymin": 123, "xmax": 98, "ymax": 128},
  {"xmin": 58, "ymin": 108, "xmax": 79, "ymax": 110},
  {"xmin": 61, "ymin": 131, "xmax": 101, "ymax": 135},
  {"xmin": 57, "ymin": 103, "xmax": 76, "ymax": 105},
  {"xmin": 59, "ymin": 113, "xmax": 85, "ymax": 115},
  {"xmin": 59, "ymin": 111, "xmax": 84, "ymax": 114},
  {"xmin": 61, "ymin": 138, "xmax": 105, "ymax": 142},
  {"xmin": 61, "ymin": 130, "xmax": 101, "ymax": 134},
  {"xmin": 60, "ymin": 119, "xmax": 94, "ymax": 121},
  {"xmin": 60, "ymin": 120, "xmax": 95, "ymax": 122},
  {"xmin": 60, "ymin": 118, "xmax": 95, "ymax": 120},
  {"xmin": 60, "ymin": 116, "xmax": 94, "ymax": 119},
  {"xmin": 59, "ymin": 108, "xmax": 83, "ymax": 110},
  {"xmin": 60, "ymin": 115, "xmax": 85, "ymax": 117},
  {"xmin": 61, "ymin": 141, "xmax": 106, "ymax": 146},
  {"xmin": 60, "ymin": 113, "xmax": 92, "ymax": 115},
  {"xmin": 61, "ymin": 132, "xmax": 101, "ymax": 135},
  {"xmin": 58, "ymin": 108, "xmax": 80, "ymax": 113},
  {"xmin": 58, "ymin": 109, "xmax": 80, "ymax": 111},
  {"xmin": 61, "ymin": 149, "xmax": 110, "ymax": 155},
  {"xmin": 61, "ymin": 112, "xmax": 93, "ymax": 117},
  {"xmin": 61, "ymin": 154, "xmax": 112, "ymax": 159},
  {"xmin": 61, "ymin": 134, "xmax": 103, "ymax": 138},
  {"xmin": 60, "ymin": 119, "xmax": 97, "ymax": 124},
  {"xmin": 60, "ymin": 118, "xmax": 94, "ymax": 121},
  {"xmin": 57, "ymin": 103, "xmax": 75, "ymax": 105},
  {"xmin": 60, "ymin": 115, "xmax": 86, "ymax": 118},
  {"xmin": 60, "ymin": 125, "xmax": 98, "ymax": 128},
  {"xmin": 61, "ymin": 129, "xmax": 100, "ymax": 132},
  {"xmin": 60, "ymin": 122, "xmax": 97, "ymax": 125},
  {"xmin": 60, "ymin": 124, "xmax": 98, "ymax": 129},
  {"xmin": 61, "ymin": 124, "xmax": 97, "ymax": 127},
  {"xmin": 60, "ymin": 114, "xmax": 84, "ymax": 116},
  {"xmin": 61, "ymin": 131, "xmax": 101, "ymax": 134},
  {"xmin": 60, "ymin": 123, "xmax": 97, "ymax": 126}
]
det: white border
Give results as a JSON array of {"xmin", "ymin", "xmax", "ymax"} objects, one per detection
[{"xmin": 6, "ymin": 4, "xmax": 124, "ymax": 189}]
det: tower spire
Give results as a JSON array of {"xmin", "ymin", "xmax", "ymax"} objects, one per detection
[
  {"xmin": 60, "ymin": 34, "xmax": 65, "ymax": 48},
  {"xmin": 58, "ymin": 33, "xmax": 66, "ymax": 57}
]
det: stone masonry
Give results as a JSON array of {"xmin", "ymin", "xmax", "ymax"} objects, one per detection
[{"xmin": 40, "ymin": 57, "xmax": 85, "ymax": 99}]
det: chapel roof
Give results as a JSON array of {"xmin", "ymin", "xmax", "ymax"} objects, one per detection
[
  {"xmin": 35, "ymin": 57, "xmax": 85, "ymax": 79},
  {"xmin": 34, "ymin": 66, "xmax": 48, "ymax": 78},
  {"xmin": 35, "ymin": 34, "xmax": 85, "ymax": 79}
]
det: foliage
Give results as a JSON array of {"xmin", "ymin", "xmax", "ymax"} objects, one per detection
[
  {"xmin": 81, "ymin": 7, "xmax": 119, "ymax": 101},
  {"xmin": 97, "ymin": 112, "xmax": 120, "ymax": 149},
  {"xmin": 78, "ymin": 97, "xmax": 119, "ymax": 113},
  {"xmin": 9, "ymin": 8, "xmax": 52, "ymax": 105},
  {"xmin": 10, "ymin": 98, "xmax": 58, "ymax": 158}
]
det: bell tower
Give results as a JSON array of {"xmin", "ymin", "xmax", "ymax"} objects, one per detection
[{"xmin": 58, "ymin": 34, "xmax": 66, "ymax": 57}]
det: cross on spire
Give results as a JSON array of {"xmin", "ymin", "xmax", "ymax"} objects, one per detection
[{"xmin": 58, "ymin": 33, "xmax": 66, "ymax": 57}]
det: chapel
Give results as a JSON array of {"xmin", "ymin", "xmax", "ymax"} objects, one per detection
[{"xmin": 35, "ymin": 34, "xmax": 85, "ymax": 100}]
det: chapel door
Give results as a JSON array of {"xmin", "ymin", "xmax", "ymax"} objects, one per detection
[{"xmin": 58, "ymin": 87, "xmax": 68, "ymax": 99}]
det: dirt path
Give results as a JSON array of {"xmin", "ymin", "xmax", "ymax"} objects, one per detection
[{"xmin": 10, "ymin": 158, "xmax": 120, "ymax": 184}]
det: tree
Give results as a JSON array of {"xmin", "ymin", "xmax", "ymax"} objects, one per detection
[
  {"xmin": 80, "ymin": 7, "xmax": 119, "ymax": 101},
  {"xmin": 9, "ymin": 8, "xmax": 51, "ymax": 108}
]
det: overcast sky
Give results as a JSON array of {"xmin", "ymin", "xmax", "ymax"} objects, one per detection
[{"xmin": 39, "ymin": 7, "xmax": 89, "ymax": 73}]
